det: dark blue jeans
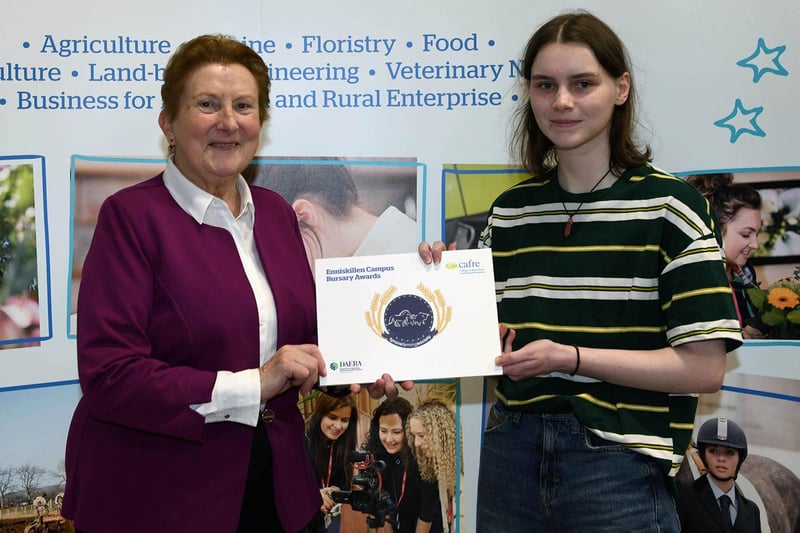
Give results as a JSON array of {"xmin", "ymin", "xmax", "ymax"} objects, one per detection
[{"xmin": 476, "ymin": 403, "xmax": 680, "ymax": 532}]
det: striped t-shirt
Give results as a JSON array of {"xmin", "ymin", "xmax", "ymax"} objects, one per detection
[{"xmin": 479, "ymin": 164, "xmax": 743, "ymax": 476}]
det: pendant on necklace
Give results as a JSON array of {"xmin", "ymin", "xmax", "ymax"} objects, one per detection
[{"xmin": 558, "ymin": 167, "xmax": 612, "ymax": 239}]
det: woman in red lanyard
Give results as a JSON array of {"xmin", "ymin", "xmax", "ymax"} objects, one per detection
[
  {"xmin": 305, "ymin": 393, "xmax": 358, "ymax": 532},
  {"xmin": 363, "ymin": 397, "xmax": 423, "ymax": 533}
]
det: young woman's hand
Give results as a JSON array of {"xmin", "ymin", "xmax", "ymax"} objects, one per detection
[
  {"xmin": 418, "ymin": 240, "xmax": 457, "ymax": 264},
  {"xmin": 350, "ymin": 374, "xmax": 415, "ymax": 399},
  {"xmin": 495, "ymin": 338, "xmax": 577, "ymax": 381}
]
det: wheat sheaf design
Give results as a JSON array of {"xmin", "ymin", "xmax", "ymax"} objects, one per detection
[
  {"xmin": 365, "ymin": 284, "xmax": 398, "ymax": 336},
  {"xmin": 364, "ymin": 284, "xmax": 452, "ymax": 338},
  {"xmin": 415, "ymin": 283, "xmax": 452, "ymax": 334}
]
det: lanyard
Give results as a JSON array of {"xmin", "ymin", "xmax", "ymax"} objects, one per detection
[
  {"xmin": 446, "ymin": 487, "xmax": 454, "ymax": 525},
  {"xmin": 392, "ymin": 462, "xmax": 408, "ymax": 506},
  {"xmin": 321, "ymin": 444, "xmax": 333, "ymax": 488}
]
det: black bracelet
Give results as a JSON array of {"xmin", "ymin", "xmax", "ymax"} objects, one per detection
[{"xmin": 569, "ymin": 345, "xmax": 581, "ymax": 376}]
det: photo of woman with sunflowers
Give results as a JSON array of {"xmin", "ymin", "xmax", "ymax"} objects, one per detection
[
  {"xmin": 686, "ymin": 173, "xmax": 767, "ymax": 339},
  {"xmin": 687, "ymin": 171, "xmax": 800, "ymax": 339}
]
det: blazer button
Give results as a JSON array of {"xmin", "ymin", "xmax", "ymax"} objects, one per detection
[{"xmin": 261, "ymin": 409, "xmax": 276, "ymax": 424}]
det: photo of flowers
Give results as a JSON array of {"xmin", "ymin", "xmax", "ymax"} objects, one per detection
[
  {"xmin": 734, "ymin": 168, "xmax": 800, "ymax": 340},
  {"xmin": 749, "ymin": 179, "xmax": 800, "ymax": 265},
  {"xmin": 746, "ymin": 265, "xmax": 800, "ymax": 339}
]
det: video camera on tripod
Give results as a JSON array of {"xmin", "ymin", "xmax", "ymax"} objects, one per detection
[{"xmin": 331, "ymin": 450, "xmax": 395, "ymax": 529}]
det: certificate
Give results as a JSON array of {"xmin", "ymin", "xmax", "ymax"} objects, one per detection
[{"xmin": 316, "ymin": 248, "xmax": 501, "ymax": 385}]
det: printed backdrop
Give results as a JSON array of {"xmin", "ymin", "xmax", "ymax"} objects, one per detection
[{"xmin": 0, "ymin": 1, "xmax": 798, "ymax": 531}]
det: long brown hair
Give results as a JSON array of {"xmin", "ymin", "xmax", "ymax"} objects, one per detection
[
  {"xmin": 511, "ymin": 11, "xmax": 651, "ymax": 176},
  {"xmin": 364, "ymin": 396, "xmax": 414, "ymax": 464},
  {"xmin": 685, "ymin": 173, "xmax": 762, "ymax": 228},
  {"xmin": 305, "ymin": 393, "xmax": 358, "ymax": 487}
]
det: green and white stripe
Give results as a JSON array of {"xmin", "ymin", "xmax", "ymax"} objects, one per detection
[{"xmin": 480, "ymin": 164, "xmax": 742, "ymax": 477}]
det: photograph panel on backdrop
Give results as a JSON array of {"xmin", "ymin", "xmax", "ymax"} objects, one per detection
[
  {"xmin": 679, "ymin": 167, "xmax": 800, "ymax": 341},
  {"xmin": 677, "ymin": 374, "xmax": 800, "ymax": 533},
  {"xmin": 442, "ymin": 163, "xmax": 533, "ymax": 421},
  {"xmin": 0, "ymin": 155, "xmax": 51, "ymax": 349},
  {"xmin": 0, "ymin": 381, "xmax": 82, "ymax": 530},
  {"xmin": 298, "ymin": 380, "xmax": 463, "ymax": 533},
  {"xmin": 68, "ymin": 155, "xmax": 424, "ymax": 337},
  {"xmin": 68, "ymin": 156, "xmax": 167, "ymax": 338},
  {"xmin": 244, "ymin": 156, "xmax": 424, "ymax": 267}
]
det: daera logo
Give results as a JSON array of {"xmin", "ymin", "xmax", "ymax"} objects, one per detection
[{"xmin": 330, "ymin": 360, "xmax": 362, "ymax": 372}]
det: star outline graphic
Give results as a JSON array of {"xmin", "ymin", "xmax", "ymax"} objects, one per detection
[
  {"xmin": 713, "ymin": 98, "xmax": 766, "ymax": 143},
  {"xmin": 736, "ymin": 37, "xmax": 789, "ymax": 83}
]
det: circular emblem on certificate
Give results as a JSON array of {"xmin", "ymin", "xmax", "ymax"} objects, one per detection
[
  {"xmin": 365, "ymin": 283, "xmax": 451, "ymax": 348},
  {"xmin": 382, "ymin": 294, "xmax": 435, "ymax": 347}
]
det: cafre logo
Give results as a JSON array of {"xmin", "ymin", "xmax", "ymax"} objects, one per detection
[{"xmin": 365, "ymin": 284, "xmax": 452, "ymax": 348}]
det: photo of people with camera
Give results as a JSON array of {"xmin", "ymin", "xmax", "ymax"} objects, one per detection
[{"xmin": 298, "ymin": 382, "xmax": 460, "ymax": 533}]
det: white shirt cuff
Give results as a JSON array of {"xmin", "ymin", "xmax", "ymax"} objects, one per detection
[{"xmin": 191, "ymin": 369, "xmax": 261, "ymax": 426}]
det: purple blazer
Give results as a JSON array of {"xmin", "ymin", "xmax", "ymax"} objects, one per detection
[{"xmin": 63, "ymin": 175, "xmax": 321, "ymax": 532}]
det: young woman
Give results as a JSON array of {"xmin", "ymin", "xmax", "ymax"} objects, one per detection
[
  {"xmin": 363, "ymin": 396, "xmax": 422, "ymax": 533},
  {"xmin": 407, "ymin": 400, "xmax": 458, "ymax": 533},
  {"xmin": 686, "ymin": 173, "xmax": 764, "ymax": 338},
  {"xmin": 420, "ymin": 10, "xmax": 742, "ymax": 532},
  {"xmin": 305, "ymin": 393, "xmax": 358, "ymax": 533}
]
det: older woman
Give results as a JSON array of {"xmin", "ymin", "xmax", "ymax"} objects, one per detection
[{"xmin": 62, "ymin": 34, "xmax": 402, "ymax": 533}]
